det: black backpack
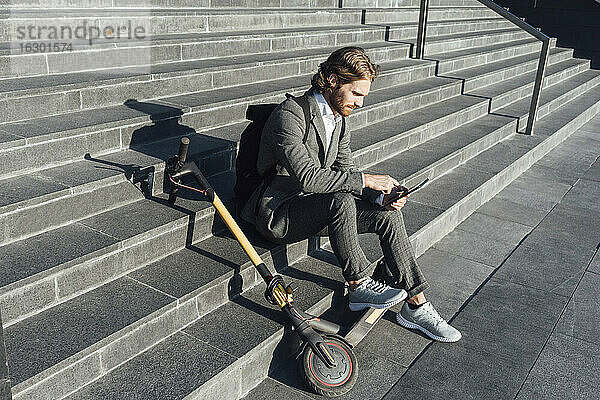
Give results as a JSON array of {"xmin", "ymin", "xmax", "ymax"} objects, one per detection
[{"xmin": 233, "ymin": 93, "xmax": 311, "ymax": 213}]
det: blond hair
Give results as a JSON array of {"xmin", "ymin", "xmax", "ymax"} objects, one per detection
[{"xmin": 311, "ymin": 47, "xmax": 380, "ymax": 92}]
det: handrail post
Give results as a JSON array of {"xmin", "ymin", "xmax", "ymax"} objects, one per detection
[
  {"xmin": 526, "ymin": 39, "xmax": 550, "ymax": 135},
  {"xmin": 0, "ymin": 311, "xmax": 11, "ymax": 400},
  {"xmin": 415, "ymin": 0, "xmax": 429, "ymax": 59},
  {"xmin": 474, "ymin": 0, "xmax": 551, "ymax": 136}
]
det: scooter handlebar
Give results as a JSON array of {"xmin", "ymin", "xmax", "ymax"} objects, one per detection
[
  {"xmin": 168, "ymin": 137, "xmax": 190, "ymax": 205},
  {"xmin": 177, "ymin": 137, "xmax": 190, "ymax": 164}
]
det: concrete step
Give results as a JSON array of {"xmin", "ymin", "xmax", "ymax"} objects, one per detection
[
  {"xmin": 468, "ymin": 57, "xmax": 592, "ymax": 112},
  {"xmin": 498, "ymin": 68, "xmax": 600, "ymax": 132},
  {"xmin": 423, "ymin": 27, "xmax": 532, "ymax": 55},
  {"xmin": 0, "ymin": 126, "xmax": 239, "ymax": 246},
  {"xmin": 6, "ymin": 220, "xmax": 312, "ymax": 400},
  {"xmin": 242, "ymin": 84, "xmax": 600, "ymax": 400},
  {"xmin": 1, "ymin": 8, "xmax": 363, "ymax": 42},
  {"xmin": 0, "ymin": 173, "xmax": 237, "ymax": 327},
  {"xmin": 0, "ymin": 41, "xmax": 411, "ymax": 123},
  {"xmin": 351, "ymin": 93, "xmax": 490, "ymax": 166},
  {"xmin": 0, "ymin": 42, "xmax": 413, "ymax": 124},
  {"xmin": 0, "ymin": 15, "xmax": 508, "ymax": 53},
  {"xmin": 2, "ymin": 0, "xmax": 339, "ymax": 9},
  {"xmin": 61, "ymin": 250, "xmax": 347, "ymax": 400},
  {"xmin": 3, "ymin": 83, "xmax": 515, "ymax": 396},
  {"xmin": 2, "ymin": 3, "xmax": 487, "ymax": 15},
  {"xmin": 0, "ymin": 0, "xmax": 476, "ymax": 10},
  {"xmin": 0, "ymin": 77, "xmax": 476, "ymax": 323},
  {"xmin": 0, "ymin": 24, "xmax": 386, "ymax": 78},
  {"xmin": 0, "ymin": 81, "xmax": 483, "ymax": 251},
  {"xmin": 344, "ymin": 0, "xmax": 485, "ymax": 7},
  {"xmin": 60, "ymin": 81, "xmax": 600, "ymax": 399},
  {"xmin": 363, "ymin": 5, "xmax": 498, "ymax": 24},
  {"xmin": 0, "ymin": 61, "xmax": 461, "ymax": 179},
  {"xmin": 7, "ymin": 46, "xmax": 587, "ymax": 241},
  {"xmin": 385, "ymin": 16, "xmax": 514, "ymax": 43},
  {"xmin": 1, "ymin": 6, "xmax": 497, "ymax": 42},
  {"xmin": 0, "ymin": 25, "xmax": 414, "ymax": 76},
  {"xmin": 8, "ymin": 74, "xmax": 600, "ymax": 400},
  {"xmin": 433, "ymin": 36, "xmax": 549, "ymax": 74},
  {"xmin": 0, "ymin": 17, "xmax": 511, "ymax": 78},
  {"xmin": 362, "ymin": 112, "xmax": 518, "ymax": 194},
  {"xmin": 10, "ymin": 109, "xmax": 519, "ymax": 400},
  {"xmin": 436, "ymin": 46, "xmax": 591, "ymax": 121},
  {"xmin": 443, "ymin": 46, "xmax": 574, "ymax": 93}
]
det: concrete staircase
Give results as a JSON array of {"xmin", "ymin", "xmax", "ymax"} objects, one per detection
[{"xmin": 0, "ymin": 0, "xmax": 599, "ymax": 399}]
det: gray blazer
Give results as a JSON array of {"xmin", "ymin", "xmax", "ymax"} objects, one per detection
[{"xmin": 241, "ymin": 88, "xmax": 378, "ymax": 239}]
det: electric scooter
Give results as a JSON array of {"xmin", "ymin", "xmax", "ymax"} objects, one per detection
[{"xmin": 167, "ymin": 137, "xmax": 362, "ymax": 397}]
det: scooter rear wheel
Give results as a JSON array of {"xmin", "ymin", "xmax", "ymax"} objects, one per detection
[{"xmin": 301, "ymin": 335, "xmax": 358, "ymax": 397}]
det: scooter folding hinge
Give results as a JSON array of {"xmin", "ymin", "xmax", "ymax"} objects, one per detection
[
  {"xmin": 264, "ymin": 275, "xmax": 289, "ymax": 307},
  {"xmin": 286, "ymin": 282, "xmax": 298, "ymax": 294}
]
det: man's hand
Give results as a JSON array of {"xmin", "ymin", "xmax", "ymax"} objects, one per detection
[
  {"xmin": 385, "ymin": 195, "xmax": 408, "ymax": 211},
  {"xmin": 382, "ymin": 185, "xmax": 408, "ymax": 211},
  {"xmin": 364, "ymin": 173, "xmax": 400, "ymax": 194}
]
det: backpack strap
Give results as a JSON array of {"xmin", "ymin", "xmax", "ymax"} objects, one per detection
[
  {"xmin": 285, "ymin": 93, "xmax": 311, "ymax": 143},
  {"xmin": 251, "ymin": 93, "xmax": 311, "ymax": 217},
  {"xmin": 260, "ymin": 93, "xmax": 310, "ymax": 185}
]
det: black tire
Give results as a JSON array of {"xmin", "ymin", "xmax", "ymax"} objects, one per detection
[{"xmin": 301, "ymin": 335, "xmax": 358, "ymax": 397}]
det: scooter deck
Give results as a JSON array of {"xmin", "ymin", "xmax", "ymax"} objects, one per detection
[{"xmin": 344, "ymin": 307, "xmax": 388, "ymax": 346}]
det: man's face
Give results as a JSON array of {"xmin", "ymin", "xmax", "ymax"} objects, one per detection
[{"xmin": 327, "ymin": 76, "xmax": 371, "ymax": 117}]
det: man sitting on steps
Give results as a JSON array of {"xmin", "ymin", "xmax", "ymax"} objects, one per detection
[{"xmin": 242, "ymin": 46, "xmax": 461, "ymax": 342}]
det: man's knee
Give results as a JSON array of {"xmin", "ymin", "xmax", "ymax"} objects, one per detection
[
  {"xmin": 376, "ymin": 209, "xmax": 405, "ymax": 232},
  {"xmin": 330, "ymin": 192, "xmax": 357, "ymax": 214}
]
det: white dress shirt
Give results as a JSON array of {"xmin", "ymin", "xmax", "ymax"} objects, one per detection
[
  {"xmin": 313, "ymin": 92, "xmax": 385, "ymax": 205},
  {"xmin": 313, "ymin": 92, "xmax": 367, "ymax": 189},
  {"xmin": 313, "ymin": 91, "xmax": 340, "ymax": 158}
]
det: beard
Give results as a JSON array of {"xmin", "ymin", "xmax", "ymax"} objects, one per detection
[{"xmin": 329, "ymin": 88, "xmax": 355, "ymax": 117}]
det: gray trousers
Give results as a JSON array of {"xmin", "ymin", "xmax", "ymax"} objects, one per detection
[{"xmin": 263, "ymin": 192, "xmax": 429, "ymax": 299}]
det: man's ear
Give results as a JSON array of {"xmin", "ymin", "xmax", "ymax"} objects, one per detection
[{"xmin": 327, "ymin": 73, "xmax": 338, "ymax": 88}]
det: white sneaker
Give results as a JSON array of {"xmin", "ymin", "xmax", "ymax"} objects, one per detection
[
  {"xmin": 396, "ymin": 302, "xmax": 462, "ymax": 342},
  {"xmin": 348, "ymin": 277, "xmax": 407, "ymax": 311}
]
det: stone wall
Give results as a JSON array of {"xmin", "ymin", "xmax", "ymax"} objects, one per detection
[{"xmin": 493, "ymin": 0, "xmax": 600, "ymax": 68}]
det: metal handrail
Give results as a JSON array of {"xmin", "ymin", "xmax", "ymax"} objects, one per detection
[
  {"xmin": 415, "ymin": 0, "xmax": 430, "ymax": 61},
  {"xmin": 415, "ymin": 0, "xmax": 552, "ymax": 135}
]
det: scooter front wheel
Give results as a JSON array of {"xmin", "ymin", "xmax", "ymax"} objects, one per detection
[{"xmin": 301, "ymin": 335, "xmax": 358, "ymax": 397}]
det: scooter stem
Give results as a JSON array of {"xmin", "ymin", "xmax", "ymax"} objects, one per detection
[{"xmin": 167, "ymin": 137, "xmax": 341, "ymax": 368}]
